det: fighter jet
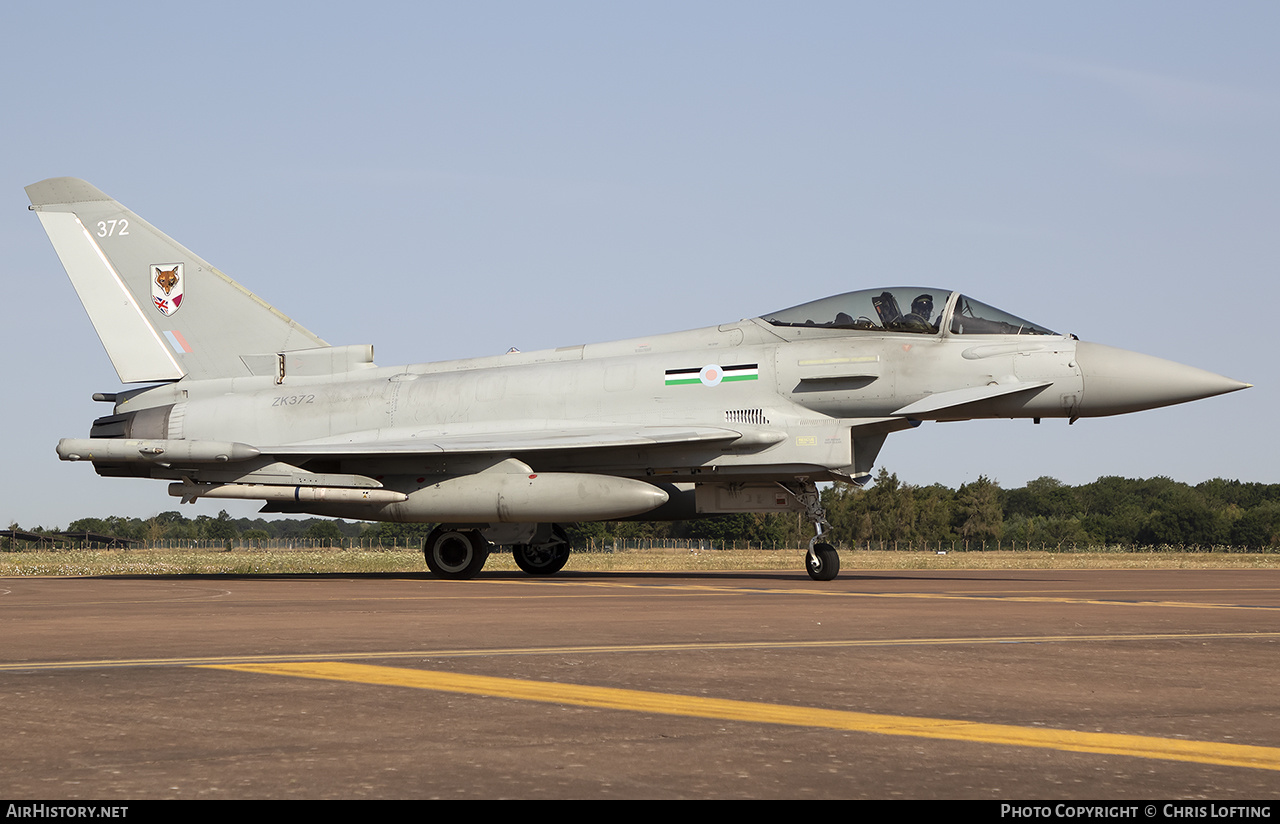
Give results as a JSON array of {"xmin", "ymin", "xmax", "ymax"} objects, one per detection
[{"xmin": 26, "ymin": 177, "xmax": 1249, "ymax": 580}]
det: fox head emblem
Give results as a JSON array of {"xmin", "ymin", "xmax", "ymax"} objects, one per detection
[{"xmin": 155, "ymin": 266, "xmax": 180, "ymax": 295}]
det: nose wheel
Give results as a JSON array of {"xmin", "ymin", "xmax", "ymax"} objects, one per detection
[{"xmin": 806, "ymin": 542, "xmax": 840, "ymax": 581}]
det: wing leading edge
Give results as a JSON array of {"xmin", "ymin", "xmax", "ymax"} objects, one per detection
[{"xmin": 260, "ymin": 424, "xmax": 786, "ymax": 457}]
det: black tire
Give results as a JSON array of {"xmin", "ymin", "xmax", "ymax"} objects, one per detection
[
  {"xmin": 423, "ymin": 528, "xmax": 490, "ymax": 579},
  {"xmin": 512, "ymin": 544, "xmax": 570, "ymax": 575},
  {"xmin": 806, "ymin": 542, "xmax": 840, "ymax": 581},
  {"xmin": 512, "ymin": 525, "xmax": 571, "ymax": 575}
]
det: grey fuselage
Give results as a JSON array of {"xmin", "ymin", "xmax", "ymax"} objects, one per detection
[{"xmin": 90, "ymin": 313, "xmax": 1078, "ymax": 515}]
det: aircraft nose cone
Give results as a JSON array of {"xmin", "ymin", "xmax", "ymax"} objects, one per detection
[{"xmin": 1075, "ymin": 341, "xmax": 1250, "ymax": 417}]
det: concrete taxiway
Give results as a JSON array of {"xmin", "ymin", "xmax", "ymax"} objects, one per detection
[{"xmin": 2, "ymin": 567, "xmax": 1278, "ymax": 798}]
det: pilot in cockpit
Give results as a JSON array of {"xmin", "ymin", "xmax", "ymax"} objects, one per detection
[{"xmin": 899, "ymin": 293, "xmax": 936, "ymax": 332}]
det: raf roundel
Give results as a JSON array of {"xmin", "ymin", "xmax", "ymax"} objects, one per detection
[{"xmin": 699, "ymin": 364, "xmax": 723, "ymax": 386}]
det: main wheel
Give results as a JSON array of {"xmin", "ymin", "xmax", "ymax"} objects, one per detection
[
  {"xmin": 512, "ymin": 525, "xmax": 571, "ymax": 576},
  {"xmin": 423, "ymin": 528, "xmax": 490, "ymax": 579},
  {"xmin": 806, "ymin": 542, "xmax": 840, "ymax": 581}
]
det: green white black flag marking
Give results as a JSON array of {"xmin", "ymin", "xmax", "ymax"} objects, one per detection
[{"xmin": 665, "ymin": 363, "xmax": 759, "ymax": 387}]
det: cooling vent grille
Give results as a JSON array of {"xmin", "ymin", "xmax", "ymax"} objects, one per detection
[{"xmin": 725, "ymin": 408, "xmax": 769, "ymax": 425}]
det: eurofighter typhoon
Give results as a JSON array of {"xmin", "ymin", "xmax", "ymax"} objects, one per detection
[{"xmin": 27, "ymin": 178, "xmax": 1250, "ymax": 580}]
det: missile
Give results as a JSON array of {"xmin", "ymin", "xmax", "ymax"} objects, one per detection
[{"xmin": 168, "ymin": 483, "xmax": 408, "ymax": 504}]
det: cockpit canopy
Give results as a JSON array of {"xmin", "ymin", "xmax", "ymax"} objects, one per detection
[{"xmin": 760, "ymin": 287, "xmax": 1057, "ymax": 336}]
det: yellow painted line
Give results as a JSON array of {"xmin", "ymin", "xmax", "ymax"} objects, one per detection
[
  {"xmin": 939, "ymin": 587, "xmax": 1280, "ymax": 595},
  {"xmin": 482, "ymin": 579, "xmax": 1280, "ymax": 611},
  {"xmin": 861, "ymin": 593, "xmax": 1280, "ymax": 611},
  {"xmin": 202, "ymin": 661, "xmax": 1280, "ymax": 772},
  {"xmin": 6, "ymin": 631, "xmax": 1279, "ymax": 672}
]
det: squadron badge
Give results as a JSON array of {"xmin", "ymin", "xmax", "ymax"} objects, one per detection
[{"xmin": 151, "ymin": 263, "xmax": 184, "ymax": 316}]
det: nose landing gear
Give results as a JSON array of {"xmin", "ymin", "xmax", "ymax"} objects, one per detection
[{"xmin": 779, "ymin": 481, "xmax": 841, "ymax": 581}]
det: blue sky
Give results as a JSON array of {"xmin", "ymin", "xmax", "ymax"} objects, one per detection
[{"xmin": 2, "ymin": 2, "xmax": 1275, "ymax": 528}]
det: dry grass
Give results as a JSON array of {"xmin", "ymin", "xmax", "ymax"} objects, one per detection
[{"xmin": 1, "ymin": 547, "xmax": 1278, "ymax": 577}]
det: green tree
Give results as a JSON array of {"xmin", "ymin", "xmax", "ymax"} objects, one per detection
[
  {"xmin": 200, "ymin": 510, "xmax": 239, "ymax": 542},
  {"xmin": 303, "ymin": 520, "xmax": 344, "ymax": 544},
  {"xmin": 954, "ymin": 476, "xmax": 1003, "ymax": 542},
  {"xmin": 1229, "ymin": 502, "xmax": 1280, "ymax": 549}
]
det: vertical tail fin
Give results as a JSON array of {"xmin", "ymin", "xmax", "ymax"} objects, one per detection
[{"xmin": 26, "ymin": 177, "xmax": 327, "ymax": 383}]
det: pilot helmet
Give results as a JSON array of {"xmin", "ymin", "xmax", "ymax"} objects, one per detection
[{"xmin": 911, "ymin": 294, "xmax": 934, "ymax": 318}]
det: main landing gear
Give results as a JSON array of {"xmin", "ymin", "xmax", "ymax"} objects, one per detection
[
  {"xmin": 780, "ymin": 481, "xmax": 841, "ymax": 581},
  {"xmin": 423, "ymin": 527, "xmax": 490, "ymax": 579},
  {"xmin": 511, "ymin": 524, "xmax": 571, "ymax": 576},
  {"xmin": 423, "ymin": 523, "xmax": 573, "ymax": 579}
]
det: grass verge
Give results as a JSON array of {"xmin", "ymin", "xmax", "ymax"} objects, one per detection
[{"xmin": 2, "ymin": 547, "xmax": 1279, "ymax": 576}]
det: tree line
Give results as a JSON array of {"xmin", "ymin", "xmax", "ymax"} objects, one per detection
[
  {"xmin": 6, "ymin": 473, "xmax": 1280, "ymax": 550},
  {"xmin": 574, "ymin": 472, "xmax": 1280, "ymax": 550},
  {"xmin": 820, "ymin": 472, "xmax": 1280, "ymax": 550}
]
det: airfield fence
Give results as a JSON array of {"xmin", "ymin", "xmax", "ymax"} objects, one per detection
[
  {"xmin": 2, "ymin": 536, "xmax": 1275, "ymax": 553},
  {"xmin": 576, "ymin": 538, "xmax": 1277, "ymax": 554}
]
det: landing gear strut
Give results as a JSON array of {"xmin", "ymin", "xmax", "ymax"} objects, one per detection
[
  {"xmin": 423, "ymin": 527, "xmax": 490, "ymax": 579},
  {"xmin": 780, "ymin": 481, "xmax": 841, "ymax": 581}
]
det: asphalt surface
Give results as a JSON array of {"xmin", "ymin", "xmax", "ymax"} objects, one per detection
[{"xmin": 2, "ymin": 566, "xmax": 1278, "ymax": 799}]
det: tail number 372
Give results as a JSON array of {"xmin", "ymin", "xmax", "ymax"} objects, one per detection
[{"xmin": 96, "ymin": 219, "xmax": 129, "ymax": 237}]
